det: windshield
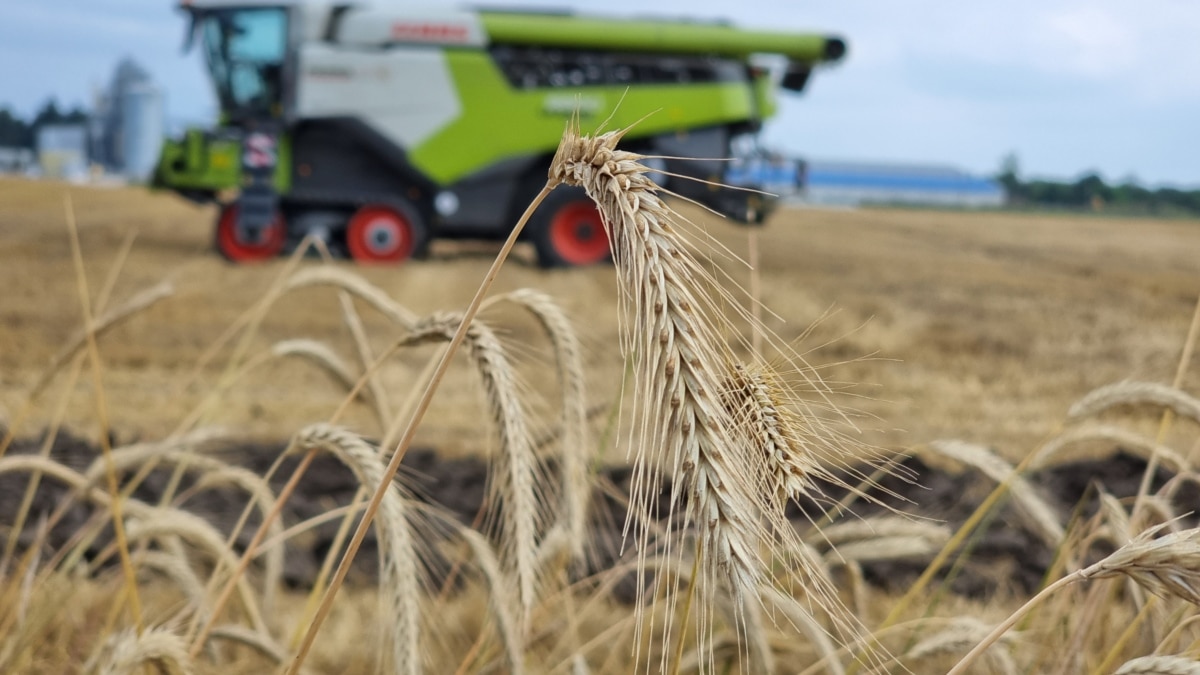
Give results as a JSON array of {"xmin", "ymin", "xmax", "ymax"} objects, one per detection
[{"xmin": 198, "ymin": 8, "xmax": 288, "ymax": 120}]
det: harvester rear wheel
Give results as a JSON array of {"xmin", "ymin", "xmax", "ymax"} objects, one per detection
[
  {"xmin": 215, "ymin": 204, "xmax": 286, "ymax": 263},
  {"xmin": 532, "ymin": 188, "xmax": 610, "ymax": 268},
  {"xmin": 345, "ymin": 203, "xmax": 425, "ymax": 264}
]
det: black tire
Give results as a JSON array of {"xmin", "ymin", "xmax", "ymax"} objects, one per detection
[{"xmin": 529, "ymin": 186, "xmax": 611, "ymax": 268}]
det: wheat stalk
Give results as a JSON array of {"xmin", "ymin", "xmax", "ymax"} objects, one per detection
[{"xmin": 295, "ymin": 423, "xmax": 425, "ymax": 675}]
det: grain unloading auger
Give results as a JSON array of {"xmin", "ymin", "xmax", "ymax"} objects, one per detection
[{"xmin": 153, "ymin": 1, "xmax": 846, "ymax": 266}]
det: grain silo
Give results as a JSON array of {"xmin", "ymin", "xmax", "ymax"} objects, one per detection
[{"xmin": 120, "ymin": 81, "xmax": 164, "ymax": 182}]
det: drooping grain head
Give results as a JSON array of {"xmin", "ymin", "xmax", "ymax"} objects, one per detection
[{"xmin": 404, "ymin": 312, "xmax": 547, "ymax": 631}]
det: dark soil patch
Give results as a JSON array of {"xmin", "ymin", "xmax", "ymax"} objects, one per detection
[{"xmin": 2, "ymin": 429, "xmax": 1195, "ymax": 600}]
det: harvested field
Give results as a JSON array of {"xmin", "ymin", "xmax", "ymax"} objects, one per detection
[
  {"xmin": 2, "ymin": 173, "xmax": 1200, "ymax": 673},
  {"xmin": 1, "ymin": 177, "xmax": 1197, "ymax": 457}
]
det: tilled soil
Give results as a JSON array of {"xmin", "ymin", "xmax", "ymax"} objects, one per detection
[{"xmin": 4, "ymin": 429, "xmax": 1194, "ymax": 601}]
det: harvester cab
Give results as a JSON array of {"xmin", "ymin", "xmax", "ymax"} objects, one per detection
[{"xmin": 154, "ymin": 1, "xmax": 846, "ymax": 266}]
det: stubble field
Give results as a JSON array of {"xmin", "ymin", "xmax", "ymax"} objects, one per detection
[
  {"xmin": 2, "ymin": 173, "xmax": 1200, "ymax": 673},
  {"xmin": 1, "ymin": 177, "xmax": 1196, "ymax": 458}
]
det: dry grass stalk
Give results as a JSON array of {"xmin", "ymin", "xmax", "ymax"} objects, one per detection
[
  {"xmin": 927, "ymin": 440, "xmax": 1064, "ymax": 548},
  {"xmin": 24, "ymin": 281, "xmax": 175, "ymax": 403},
  {"xmin": 489, "ymin": 288, "xmax": 592, "ymax": 568},
  {"xmin": 1114, "ymin": 655, "xmax": 1200, "ymax": 674},
  {"xmin": 1068, "ymin": 381, "xmax": 1200, "ymax": 427},
  {"xmin": 405, "ymin": 312, "xmax": 547, "ymax": 630},
  {"xmin": 87, "ymin": 626, "xmax": 192, "ymax": 675},
  {"xmin": 295, "ymin": 423, "xmax": 425, "ymax": 675}
]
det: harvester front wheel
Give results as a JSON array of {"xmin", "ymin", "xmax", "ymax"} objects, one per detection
[
  {"xmin": 345, "ymin": 203, "xmax": 425, "ymax": 264},
  {"xmin": 532, "ymin": 188, "xmax": 610, "ymax": 268},
  {"xmin": 215, "ymin": 204, "xmax": 286, "ymax": 263}
]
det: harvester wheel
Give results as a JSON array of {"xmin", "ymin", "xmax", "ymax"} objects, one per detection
[
  {"xmin": 345, "ymin": 203, "xmax": 425, "ymax": 264},
  {"xmin": 532, "ymin": 188, "xmax": 610, "ymax": 268},
  {"xmin": 215, "ymin": 204, "xmax": 286, "ymax": 263}
]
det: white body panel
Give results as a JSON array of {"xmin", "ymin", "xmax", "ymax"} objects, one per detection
[{"xmin": 294, "ymin": 43, "xmax": 462, "ymax": 150}]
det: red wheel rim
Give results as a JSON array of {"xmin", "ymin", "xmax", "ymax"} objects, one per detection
[
  {"xmin": 549, "ymin": 201, "xmax": 608, "ymax": 265},
  {"xmin": 216, "ymin": 205, "xmax": 285, "ymax": 262},
  {"xmin": 346, "ymin": 205, "xmax": 416, "ymax": 263}
]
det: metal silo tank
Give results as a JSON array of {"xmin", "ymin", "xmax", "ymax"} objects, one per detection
[{"xmin": 120, "ymin": 82, "xmax": 164, "ymax": 182}]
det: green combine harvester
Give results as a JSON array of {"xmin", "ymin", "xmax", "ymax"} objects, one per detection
[{"xmin": 154, "ymin": 1, "xmax": 846, "ymax": 266}]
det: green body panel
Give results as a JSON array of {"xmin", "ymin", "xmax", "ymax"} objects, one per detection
[
  {"xmin": 409, "ymin": 51, "xmax": 759, "ymax": 185},
  {"xmin": 479, "ymin": 13, "xmax": 836, "ymax": 62},
  {"xmin": 153, "ymin": 129, "xmax": 291, "ymax": 194}
]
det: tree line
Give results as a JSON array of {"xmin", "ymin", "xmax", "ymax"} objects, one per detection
[
  {"xmin": 0, "ymin": 100, "xmax": 89, "ymax": 150},
  {"xmin": 997, "ymin": 154, "xmax": 1200, "ymax": 217}
]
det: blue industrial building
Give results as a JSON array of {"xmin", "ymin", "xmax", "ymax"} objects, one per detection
[{"xmin": 800, "ymin": 160, "xmax": 1006, "ymax": 208}]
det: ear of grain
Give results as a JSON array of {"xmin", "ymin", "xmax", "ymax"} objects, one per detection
[
  {"xmin": 1068, "ymin": 381, "xmax": 1200, "ymax": 426},
  {"xmin": 928, "ymin": 440, "xmax": 1064, "ymax": 549},
  {"xmin": 124, "ymin": 510, "xmax": 267, "ymax": 636},
  {"xmin": 458, "ymin": 526, "xmax": 525, "ymax": 675},
  {"xmin": 721, "ymin": 362, "xmax": 817, "ymax": 511},
  {"xmin": 550, "ymin": 120, "xmax": 768, "ymax": 610},
  {"xmin": 1114, "ymin": 655, "xmax": 1200, "ymax": 675},
  {"xmin": 89, "ymin": 627, "xmax": 192, "ymax": 675},
  {"xmin": 549, "ymin": 122, "xmax": 895, "ymax": 672},
  {"xmin": 82, "ymin": 439, "xmax": 285, "ymax": 617},
  {"xmin": 1031, "ymin": 424, "xmax": 1189, "ymax": 473},
  {"xmin": 491, "ymin": 288, "xmax": 592, "ymax": 569},
  {"xmin": 271, "ymin": 339, "xmax": 376, "ymax": 410},
  {"xmin": 295, "ymin": 423, "xmax": 425, "ymax": 675},
  {"xmin": 284, "ymin": 266, "xmax": 418, "ymax": 328},
  {"xmin": 404, "ymin": 312, "xmax": 547, "ymax": 630},
  {"xmin": 1079, "ymin": 526, "xmax": 1200, "ymax": 604},
  {"xmin": 906, "ymin": 617, "xmax": 1019, "ymax": 675}
]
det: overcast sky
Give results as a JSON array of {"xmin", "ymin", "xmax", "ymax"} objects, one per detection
[{"xmin": 3, "ymin": 1, "xmax": 1198, "ymax": 186}]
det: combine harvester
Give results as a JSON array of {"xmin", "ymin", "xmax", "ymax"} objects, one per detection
[{"xmin": 154, "ymin": 1, "xmax": 846, "ymax": 266}]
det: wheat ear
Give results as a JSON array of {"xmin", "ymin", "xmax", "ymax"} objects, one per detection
[
  {"xmin": 295, "ymin": 424, "xmax": 424, "ymax": 675},
  {"xmin": 1068, "ymin": 381, "xmax": 1200, "ymax": 425},
  {"xmin": 88, "ymin": 627, "xmax": 192, "ymax": 675},
  {"xmin": 948, "ymin": 526, "xmax": 1200, "ymax": 675},
  {"xmin": 407, "ymin": 312, "xmax": 547, "ymax": 630},
  {"xmin": 489, "ymin": 288, "xmax": 592, "ymax": 567},
  {"xmin": 284, "ymin": 266, "xmax": 418, "ymax": 328},
  {"xmin": 1114, "ymin": 655, "xmax": 1200, "ymax": 675},
  {"xmin": 550, "ymin": 119, "xmax": 767, "ymax": 613},
  {"xmin": 928, "ymin": 440, "xmax": 1064, "ymax": 548}
]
